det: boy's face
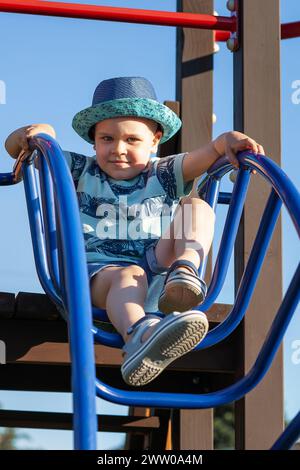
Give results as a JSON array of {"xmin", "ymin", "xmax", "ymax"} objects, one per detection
[{"xmin": 93, "ymin": 117, "xmax": 162, "ymax": 179}]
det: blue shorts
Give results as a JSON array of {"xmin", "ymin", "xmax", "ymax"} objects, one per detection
[
  {"xmin": 57, "ymin": 246, "xmax": 168, "ymax": 318},
  {"xmin": 87, "ymin": 244, "xmax": 168, "ymax": 287}
]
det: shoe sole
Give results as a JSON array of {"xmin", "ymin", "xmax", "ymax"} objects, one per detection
[
  {"xmin": 158, "ymin": 280, "xmax": 204, "ymax": 314},
  {"xmin": 121, "ymin": 312, "xmax": 208, "ymax": 387}
]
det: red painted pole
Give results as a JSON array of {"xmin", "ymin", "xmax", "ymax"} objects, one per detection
[
  {"xmin": 281, "ymin": 21, "xmax": 300, "ymax": 40},
  {"xmin": 0, "ymin": 0, "xmax": 236, "ymax": 31},
  {"xmin": 215, "ymin": 22, "xmax": 300, "ymax": 42},
  {"xmin": 215, "ymin": 31, "xmax": 230, "ymax": 42}
]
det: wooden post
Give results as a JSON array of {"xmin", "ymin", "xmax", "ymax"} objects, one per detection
[
  {"xmin": 176, "ymin": 0, "xmax": 214, "ymax": 450},
  {"xmin": 234, "ymin": 0, "xmax": 284, "ymax": 449}
]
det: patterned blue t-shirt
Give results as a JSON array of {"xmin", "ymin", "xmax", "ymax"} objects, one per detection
[{"xmin": 62, "ymin": 151, "xmax": 193, "ymax": 265}]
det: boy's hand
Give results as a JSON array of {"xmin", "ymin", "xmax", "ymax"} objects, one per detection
[
  {"xmin": 214, "ymin": 131, "xmax": 265, "ymax": 169},
  {"xmin": 5, "ymin": 124, "xmax": 56, "ymax": 158},
  {"xmin": 18, "ymin": 124, "xmax": 55, "ymax": 152}
]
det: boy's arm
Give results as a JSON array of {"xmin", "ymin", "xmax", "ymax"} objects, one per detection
[
  {"xmin": 5, "ymin": 124, "xmax": 56, "ymax": 159},
  {"xmin": 182, "ymin": 131, "xmax": 265, "ymax": 183}
]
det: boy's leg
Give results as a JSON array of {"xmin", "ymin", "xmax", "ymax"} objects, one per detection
[
  {"xmin": 90, "ymin": 264, "xmax": 154, "ymax": 341},
  {"xmin": 155, "ymin": 198, "xmax": 215, "ymax": 312},
  {"xmin": 155, "ymin": 197, "xmax": 215, "ymax": 269},
  {"xmin": 90, "ymin": 263, "xmax": 209, "ymax": 387}
]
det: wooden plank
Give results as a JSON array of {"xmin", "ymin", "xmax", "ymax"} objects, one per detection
[
  {"xmin": 0, "ymin": 409, "xmax": 159, "ymax": 433},
  {"xmin": 0, "ymin": 292, "xmax": 15, "ymax": 319},
  {"xmin": 0, "ymin": 318, "xmax": 237, "ymax": 372},
  {"xmin": 15, "ymin": 291, "xmax": 60, "ymax": 320},
  {"xmin": 171, "ymin": 408, "xmax": 213, "ymax": 450},
  {"xmin": 206, "ymin": 303, "xmax": 231, "ymax": 323},
  {"xmin": 149, "ymin": 409, "xmax": 172, "ymax": 450},
  {"xmin": 0, "ymin": 291, "xmax": 231, "ymax": 323},
  {"xmin": 158, "ymin": 101, "xmax": 181, "ymax": 158},
  {"xmin": 180, "ymin": 409, "xmax": 213, "ymax": 450},
  {"xmin": 0, "ymin": 318, "xmax": 123, "ymax": 365},
  {"xmin": 234, "ymin": 0, "xmax": 283, "ymax": 450},
  {"xmin": 177, "ymin": 0, "xmax": 214, "ymax": 450},
  {"xmin": 124, "ymin": 407, "xmax": 150, "ymax": 450},
  {"xmin": 0, "ymin": 362, "xmax": 235, "ymax": 394}
]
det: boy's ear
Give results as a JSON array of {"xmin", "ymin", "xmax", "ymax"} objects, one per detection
[{"xmin": 152, "ymin": 130, "xmax": 163, "ymax": 152}]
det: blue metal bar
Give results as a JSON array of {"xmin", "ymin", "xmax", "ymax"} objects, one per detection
[
  {"xmin": 88, "ymin": 153, "xmax": 299, "ymax": 448},
  {"xmin": 200, "ymin": 168, "xmax": 251, "ymax": 311},
  {"xmin": 196, "ymin": 188, "xmax": 282, "ymax": 349},
  {"xmin": 218, "ymin": 191, "xmax": 232, "ymax": 205},
  {"xmin": 26, "ymin": 134, "xmax": 97, "ymax": 450},
  {"xmin": 271, "ymin": 411, "xmax": 300, "ymax": 450},
  {"xmin": 92, "ymin": 325, "xmax": 123, "ymax": 348},
  {"xmin": 54, "ymin": 199, "xmax": 69, "ymax": 320},
  {"xmin": 208, "ymin": 152, "xmax": 300, "ymax": 236},
  {"xmin": 198, "ymin": 177, "xmax": 220, "ymax": 279},
  {"xmin": 0, "ymin": 172, "xmax": 16, "ymax": 186},
  {"xmin": 95, "ymin": 261, "xmax": 300, "ymax": 409},
  {"xmin": 38, "ymin": 152, "xmax": 61, "ymax": 295},
  {"xmin": 205, "ymin": 177, "xmax": 220, "ymax": 210},
  {"xmin": 22, "ymin": 160, "xmax": 63, "ymax": 308},
  {"xmin": 3, "ymin": 141, "xmax": 299, "ymax": 448}
]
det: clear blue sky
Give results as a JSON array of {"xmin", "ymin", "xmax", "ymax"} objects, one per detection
[{"xmin": 0, "ymin": 0, "xmax": 299, "ymax": 449}]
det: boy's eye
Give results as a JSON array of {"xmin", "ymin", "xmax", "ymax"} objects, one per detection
[{"xmin": 101, "ymin": 136, "xmax": 139, "ymax": 142}]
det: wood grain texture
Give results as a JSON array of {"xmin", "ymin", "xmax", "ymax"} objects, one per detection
[
  {"xmin": 234, "ymin": 0, "xmax": 283, "ymax": 450},
  {"xmin": 177, "ymin": 0, "xmax": 214, "ymax": 450}
]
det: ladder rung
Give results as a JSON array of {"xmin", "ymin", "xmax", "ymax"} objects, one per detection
[{"xmin": 0, "ymin": 410, "xmax": 160, "ymax": 433}]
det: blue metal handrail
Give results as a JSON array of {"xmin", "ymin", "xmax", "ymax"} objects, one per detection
[
  {"xmin": 272, "ymin": 411, "xmax": 300, "ymax": 450},
  {"xmin": 94, "ymin": 263, "xmax": 299, "ymax": 404},
  {"xmin": 0, "ymin": 173, "xmax": 16, "ymax": 185},
  {"xmin": 22, "ymin": 161, "xmax": 64, "ymax": 311},
  {"xmin": 1, "ymin": 135, "xmax": 299, "ymax": 449},
  {"xmin": 2, "ymin": 136, "xmax": 98, "ymax": 449}
]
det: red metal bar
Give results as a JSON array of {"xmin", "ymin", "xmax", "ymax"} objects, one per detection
[
  {"xmin": 0, "ymin": 0, "xmax": 236, "ymax": 31},
  {"xmin": 215, "ymin": 22, "xmax": 300, "ymax": 42},
  {"xmin": 215, "ymin": 31, "xmax": 230, "ymax": 42},
  {"xmin": 281, "ymin": 21, "xmax": 300, "ymax": 40}
]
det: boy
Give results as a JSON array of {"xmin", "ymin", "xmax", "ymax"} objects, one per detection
[{"xmin": 5, "ymin": 77, "xmax": 264, "ymax": 387}]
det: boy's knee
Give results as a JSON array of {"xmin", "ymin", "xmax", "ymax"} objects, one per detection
[
  {"xmin": 114, "ymin": 265, "xmax": 147, "ymax": 286},
  {"xmin": 198, "ymin": 198, "xmax": 215, "ymax": 217},
  {"xmin": 183, "ymin": 198, "xmax": 216, "ymax": 223}
]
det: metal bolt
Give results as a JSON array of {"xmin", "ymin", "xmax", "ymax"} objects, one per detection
[
  {"xmin": 226, "ymin": 0, "xmax": 236, "ymax": 12},
  {"xmin": 226, "ymin": 37, "xmax": 239, "ymax": 52},
  {"xmin": 229, "ymin": 169, "xmax": 238, "ymax": 183}
]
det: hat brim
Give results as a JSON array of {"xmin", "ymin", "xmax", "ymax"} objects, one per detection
[{"xmin": 72, "ymin": 98, "xmax": 181, "ymax": 144}]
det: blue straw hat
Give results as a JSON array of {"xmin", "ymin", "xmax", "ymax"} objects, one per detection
[{"xmin": 72, "ymin": 77, "xmax": 182, "ymax": 144}]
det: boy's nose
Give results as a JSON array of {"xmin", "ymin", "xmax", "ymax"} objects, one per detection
[{"xmin": 112, "ymin": 140, "xmax": 127, "ymax": 155}]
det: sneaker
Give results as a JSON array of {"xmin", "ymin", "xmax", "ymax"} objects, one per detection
[
  {"xmin": 121, "ymin": 311, "xmax": 208, "ymax": 387},
  {"xmin": 158, "ymin": 260, "xmax": 207, "ymax": 314}
]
